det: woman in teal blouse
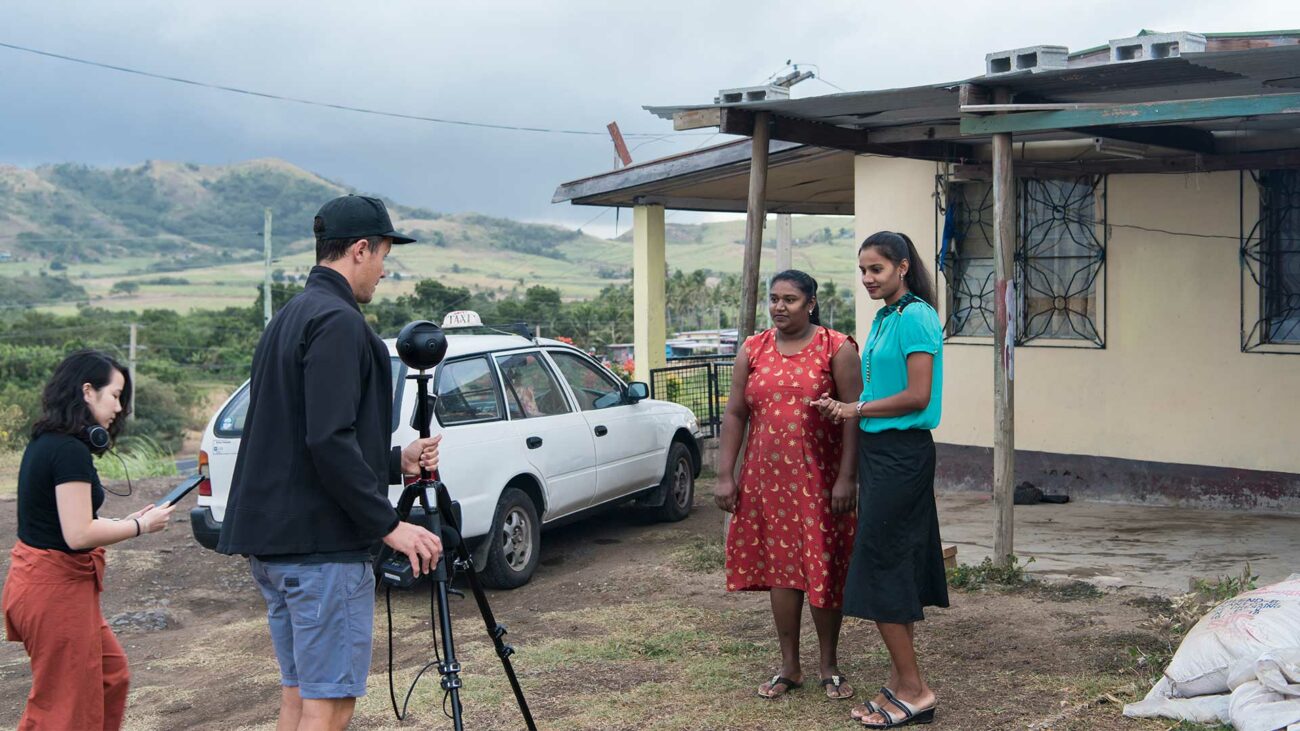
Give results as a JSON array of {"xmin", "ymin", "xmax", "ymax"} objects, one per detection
[{"xmin": 815, "ymin": 231, "xmax": 947, "ymax": 728}]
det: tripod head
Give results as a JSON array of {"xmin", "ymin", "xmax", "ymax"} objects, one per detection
[{"xmin": 382, "ymin": 319, "xmax": 462, "ymax": 588}]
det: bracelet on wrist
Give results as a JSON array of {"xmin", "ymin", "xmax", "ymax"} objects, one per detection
[{"xmin": 133, "ymin": 518, "xmax": 141, "ymax": 537}]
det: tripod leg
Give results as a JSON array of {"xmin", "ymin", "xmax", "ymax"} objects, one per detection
[
  {"xmin": 453, "ymin": 542, "xmax": 538, "ymax": 731},
  {"xmin": 434, "ymin": 578, "xmax": 465, "ymax": 731}
]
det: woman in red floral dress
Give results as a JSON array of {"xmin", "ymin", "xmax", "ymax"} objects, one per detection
[{"xmin": 715, "ymin": 270, "xmax": 862, "ymax": 701}]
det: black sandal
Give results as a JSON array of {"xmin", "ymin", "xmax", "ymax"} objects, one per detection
[
  {"xmin": 851, "ymin": 698, "xmax": 883, "ymax": 721},
  {"xmin": 757, "ymin": 674, "xmax": 802, "ymax": 699},
  {"xmin": 861, "ymin": 687, "xmax": 936, "ymax": 728},
  {"xmin": 821, "ymin": 675, "xmax": 854, "ymax": 699}
]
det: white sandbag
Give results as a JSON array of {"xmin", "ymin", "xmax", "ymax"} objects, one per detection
[
  {"xmin": 1228, "ymin": 649, "xmax": 1300, "ymax": 731},
  {"xmin": 1124, "ymin": 677, "xmax": 1231, "ymax": 724},
  {"xmin": 1165, "ymin": 574, "xmax": 1300, "ymax": 698}
]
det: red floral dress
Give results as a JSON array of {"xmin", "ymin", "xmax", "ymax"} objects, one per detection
[{"xmin": 724, "ymin": 326, "xmax": 857, "ymax": 609}]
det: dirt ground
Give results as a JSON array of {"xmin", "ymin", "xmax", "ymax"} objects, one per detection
[{"xmin": 0, "ymin": 476, "xmax": 1210, "ymax": 731}]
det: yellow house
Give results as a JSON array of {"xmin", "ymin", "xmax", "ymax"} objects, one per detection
[{"xmin": 554, "ymin": 31, "xmax": 1300, "ymax": 527}]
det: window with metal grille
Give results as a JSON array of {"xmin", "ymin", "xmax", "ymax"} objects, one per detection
[
  {"xmin": 1019, "ymin": 176, "xmax": 1107, "ymax": 346},
  {"xmin": 938, "ymin": 180, "xmax": 996, "ymax": 338},
  {"xmin": 1257, "ymin": 170, "xmax": 1300, "ymax": 345},
  {"xmin": 938, "ymin": 175, "xmax": 1107, "ymax": 347}
]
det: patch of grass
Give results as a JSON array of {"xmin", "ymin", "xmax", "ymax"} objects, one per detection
[
  {"xmin": 1033, "ymin": 579, "xmax": 1105, "ymax": 602},
  {"xmin": 947, "ymin": 555, "xmax": 1035, "ymax": 590},
  {"xmin": 669, "ymin": 533, "xmax": 725, "ymax": 573},
  {"xmin": 95, "ymin": 436, "xmax": 178, "ymax": 480}
]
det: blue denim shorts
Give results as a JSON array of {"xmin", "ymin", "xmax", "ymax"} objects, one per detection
[{"xmin": 249, "ymin": 557, "xmax": 376, "ymax": 699}]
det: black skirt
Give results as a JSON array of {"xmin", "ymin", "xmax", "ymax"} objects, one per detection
[{"xmin": 842, "ymin": 429, "xmax": 949, "ymax": 623}]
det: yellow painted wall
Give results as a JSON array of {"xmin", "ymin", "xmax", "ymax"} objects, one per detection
[{"xmin": 853, "ymin": 157, "xmax": 1300, "ymax": 474}]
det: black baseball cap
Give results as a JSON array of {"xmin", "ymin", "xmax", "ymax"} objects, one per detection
[{"xmin": 314, "ymin": 195, "xmax": 416, "ymax": 245}]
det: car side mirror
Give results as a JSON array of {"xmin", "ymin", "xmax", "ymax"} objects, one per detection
[{"xmin": 625, "ymin": 382, "xmax": 649, "ymax": 403}]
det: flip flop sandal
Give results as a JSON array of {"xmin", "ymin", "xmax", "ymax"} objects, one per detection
[
  {"xmin": 821, "ymin": 675, "xmax": 854, "ymax": 699},
  {"xmin": 861, "ymin": 687, "xmax": 936, "ymax": 728},
  {"xmin": 757, "ymin": 674, "xmax": 802, "ymax": 699}
]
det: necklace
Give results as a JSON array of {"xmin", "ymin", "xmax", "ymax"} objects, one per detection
[{"xmin": 865, "ymin": 292, "xmax": 921, "ymax": 384}]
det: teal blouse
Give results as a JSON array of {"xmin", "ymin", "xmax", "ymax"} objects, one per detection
[{"xmin": 859, "ymin": 296, "xmax": 943, "ymax": 433}]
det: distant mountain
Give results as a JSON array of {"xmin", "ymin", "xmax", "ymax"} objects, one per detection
[
  {"xmin": 0, "ymin": 159, "xmax": 582, "ymax": 264},
  {"xmin": 0, "ymin": 158, "xmax": 858, "ymax": 313}
]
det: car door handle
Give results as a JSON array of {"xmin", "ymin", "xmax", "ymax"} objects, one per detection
[
  {"xmin": 594, "ymin": 425, "xmax": 608, "ymax": 437},
  {"xmin": 526, "ymin": 436, "xmax": 543, "ymax": 449}
]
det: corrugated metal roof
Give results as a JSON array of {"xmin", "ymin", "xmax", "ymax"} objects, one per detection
[{"xmin": 644, "ymin": 45, "xmax": 1300, "ymax": 131}]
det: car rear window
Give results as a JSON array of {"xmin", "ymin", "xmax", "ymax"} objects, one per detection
[{"xmin": 215, "ymin": 357, "xmax": 404, "ymax": 438}]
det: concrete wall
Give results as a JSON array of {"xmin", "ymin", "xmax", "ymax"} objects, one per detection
[{"xmin": 852, "ymin": 155, "xmax": 1300, "ymax": 498}]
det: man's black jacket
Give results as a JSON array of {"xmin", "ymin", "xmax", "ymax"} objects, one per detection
[{"xmin": 217, "ymin": 266, "xmax": 402, "ymax": 556}]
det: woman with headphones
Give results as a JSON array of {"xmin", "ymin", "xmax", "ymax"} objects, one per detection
[{"xmin": 2, "ymin": 349, "xmax": 175, "ymax": 730}]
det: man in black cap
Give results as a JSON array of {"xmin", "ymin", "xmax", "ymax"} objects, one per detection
[{"xmin": 219, "ymin": 195, "xmax": 442, "ymax": 730}]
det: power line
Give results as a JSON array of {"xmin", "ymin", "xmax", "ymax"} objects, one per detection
[
  {"xmin": 0, "ymin": 41, "xmax": 707, "ymax": 139},
  {"xmin": 0, "ymin": 232, "xmax": 260, "ymax": 242}
]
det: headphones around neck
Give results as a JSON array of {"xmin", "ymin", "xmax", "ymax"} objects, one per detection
[{"xmin": 84, "ymin": 424, "xmax": 110, "ymax": 454}]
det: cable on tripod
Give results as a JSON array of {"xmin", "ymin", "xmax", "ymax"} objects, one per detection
[{"xmin": 386, "ymin": 583, "xmax": 442, "ymax": 721}]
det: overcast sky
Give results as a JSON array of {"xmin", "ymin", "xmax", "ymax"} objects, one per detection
[{"xmin": 3, "ymin": 0, "xmax": 1298, "ymax": 237}]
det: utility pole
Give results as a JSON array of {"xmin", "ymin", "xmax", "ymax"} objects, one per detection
[
  {"xmin": 263, "ymin": 208, "xmax": 273, "ymax": 327},
  {"xmin": 128, "ymin": 323, "xmax": 137, "ymax": 421},
  {"xmin": 775, "ymin": 212, "xmax": 793, "ymax": 272}
]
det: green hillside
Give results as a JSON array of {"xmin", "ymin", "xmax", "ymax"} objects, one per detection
[{"xmin": 0, "ymin": 159, "xmax": 859, "ymax": 313}]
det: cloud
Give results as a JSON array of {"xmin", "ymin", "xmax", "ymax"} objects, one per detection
[{"xmin": 1, "ymin": 0, "xmax": 1298, "ymax": 229}]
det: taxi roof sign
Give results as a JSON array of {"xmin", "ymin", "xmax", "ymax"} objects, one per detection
[{"xmin": 441, "ymin": 310, "xmax": 483, "ymax": 329}]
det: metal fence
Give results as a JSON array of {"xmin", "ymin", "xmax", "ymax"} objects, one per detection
[{"xmin": 649, "ymin": 358, "xmax": 733, "ymax": 438}]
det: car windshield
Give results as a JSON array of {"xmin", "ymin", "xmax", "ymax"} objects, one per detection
[{"xmin": 214, "ymin": 356, "xmax": 404, "ymax": 438}]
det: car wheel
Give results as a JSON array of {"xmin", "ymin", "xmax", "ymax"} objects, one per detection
[
  {"xmin": 652, "ymin": 442, "xmax": 695, "ymax": 523},
  {"xmin": 480, "ymin": 487, "xmax": 541, "ymax": 589}
]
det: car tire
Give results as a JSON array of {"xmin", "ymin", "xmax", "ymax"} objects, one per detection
[
  {"xmin": 480, "ymin": 487, "xmax": 541, "ymax": 590},
  {"xmin": 651, "ymin": 442, "xmax": 695, "ymax": 523}
]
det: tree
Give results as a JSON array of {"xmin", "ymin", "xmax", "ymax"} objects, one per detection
[{"xmin": 110, "ymin": 280, "xmax": 140, "ymax": 296}]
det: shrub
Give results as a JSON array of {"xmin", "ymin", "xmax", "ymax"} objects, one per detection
[{"xmin": 947, "ymin": 555, "xmax": 1035, "ymax": 590}]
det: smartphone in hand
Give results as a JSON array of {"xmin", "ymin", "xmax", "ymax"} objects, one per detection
[{"xmin": 161, "ymin": 475, "xmax": 204, "ymax": 508}]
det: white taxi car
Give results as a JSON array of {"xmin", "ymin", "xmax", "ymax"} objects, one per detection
[{"xmin": 190, "ymin": 312, "xmax": 702, "ymax": 588}]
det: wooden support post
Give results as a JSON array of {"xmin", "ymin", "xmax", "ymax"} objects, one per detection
[
  {"xmin": 632, "ymin": 204, "xmax": 667, "ymax": 384},
  {"xmin": 991, "ymin": 90, "xmax": 1016, "ymax": 566},
  {"xmin": 738, "ymin": 112, "xmax": 771, "ymax": 338},
  {"xmin": 775, "ymin": 213, "xmax": 793, "ymax": 272}
]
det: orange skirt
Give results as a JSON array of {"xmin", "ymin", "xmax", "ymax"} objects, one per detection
[{"xmin": 2, "ymin": 540, "xmax": 129, "ymax": 730}]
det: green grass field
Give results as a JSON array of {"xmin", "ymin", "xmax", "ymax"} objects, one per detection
[{"xmin": 8, "ymin": 215, "xmax": 861, "ymax": 314}]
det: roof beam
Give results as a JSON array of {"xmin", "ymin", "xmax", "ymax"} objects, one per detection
[
  {"xmin": 672, "ymin": 108, "xmax": 722, "ymax": 131},
  {"xmin": 720, "ymin": 108, "xmax": 972, "ymax": 160},
  {"xmin": 1075, "ymin": 125, "xmax": 1217, "ymax": 155},
  {"xmin": 961, "ymin": 92, "xmax": 1300, "ymax": 135},
  {"xmin": 952, "ymin": 147, "xmax": 1300, "ymax": 178},
  {"xmin": 609, "ymin": 196, "xmax": 852, "ymax": 215}
]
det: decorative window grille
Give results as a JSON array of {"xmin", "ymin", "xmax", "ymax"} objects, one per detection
[
  {"xmin": 1243, "ymin": 170, "xmax": 1300, "ymax": 350},
  {"xmin": 938, "ymin": 175, "xmax": 1107, "ymax": 347},
  {"xmin": 938, "ymin": 180, "xmax": 996, "ymax": 337},
  {"xmin": 1019, "ymin": 176, "xmax": 1107, "ymax": 346}
]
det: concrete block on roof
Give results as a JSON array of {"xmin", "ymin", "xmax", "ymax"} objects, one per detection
[
  {"xmin": 1109, "ymin": 31, "xmax": 1207, "ymax": 62},
  {"xmin": 713, "ymin": 85, "xmax": 790, "ymax": 105},
  {"xmin": 984, "ymin": 45, "xmax": 1069, "ymax": 76}
]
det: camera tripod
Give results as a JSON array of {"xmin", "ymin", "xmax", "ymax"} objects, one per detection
[{"xmin": 383, "ymin": 368, "xmax": 536, "ymax": 731}]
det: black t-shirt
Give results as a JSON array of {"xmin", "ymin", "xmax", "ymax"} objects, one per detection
[{"xmin": 17, "ymin": 432, "xmax": 106, "ymax": 553}]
